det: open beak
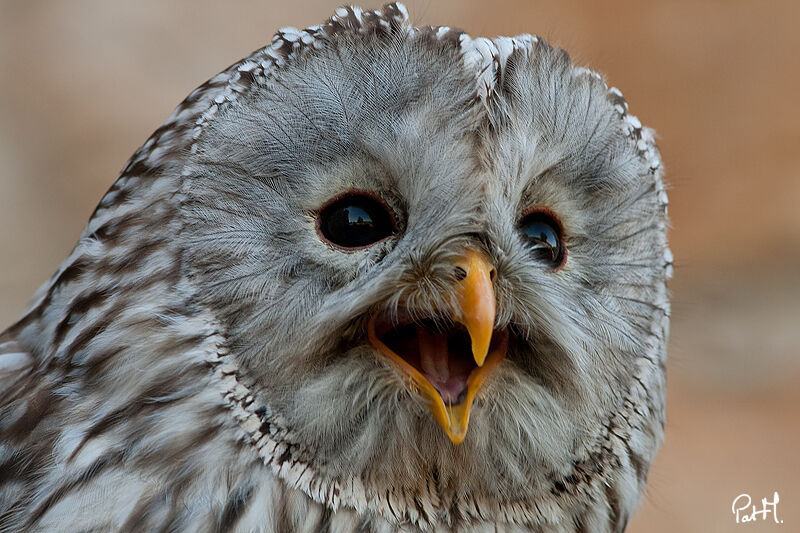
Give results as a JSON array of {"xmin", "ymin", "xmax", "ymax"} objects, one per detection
[{"xmin": 367, "ymin": 250, "xmax": 507, "ymax": 444}]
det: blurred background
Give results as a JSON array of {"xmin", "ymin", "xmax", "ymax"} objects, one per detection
[{"xmin": 1, "ymin": 1, "xmax": 798, "ymax": 530}]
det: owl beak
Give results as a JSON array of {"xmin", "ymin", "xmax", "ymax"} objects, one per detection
[
  {"xmin": 453, "ymin": 250, "xmax": 496, "ymax": 368},
  {"xmin": 367, "ymin": 249, "xmax": 506, "ymax": 444}
]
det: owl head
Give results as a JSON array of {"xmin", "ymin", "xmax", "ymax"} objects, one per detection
[{"xmin": 70, "ymin": 2, "xmax": 670, "ymax": 527}]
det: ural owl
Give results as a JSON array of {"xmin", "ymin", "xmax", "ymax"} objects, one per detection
[{"xmin": 0, "ymin": 3, "xmax": 671, "ymax": 532}]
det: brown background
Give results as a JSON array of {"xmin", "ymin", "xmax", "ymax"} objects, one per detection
[{"xmin": 1, "ymin": 1, "xmax": 798, "ymax": 531}]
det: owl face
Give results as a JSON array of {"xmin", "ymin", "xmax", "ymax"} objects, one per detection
[{"xmin": 171, "ymin": 7, "xmax": 669, "ymax": 514}]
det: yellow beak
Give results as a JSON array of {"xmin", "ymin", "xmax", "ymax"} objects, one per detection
[
  {"xmin": 367, "ymin": 249, "xmax": 506, "ymax": 444},
  {"xmin": 454, "ymin": 250, "xmax": 496, "ymax": 368}
]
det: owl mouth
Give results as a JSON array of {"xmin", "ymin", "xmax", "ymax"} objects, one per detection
[
  {"xmin": 368, "ymin": 314, "xmax": 508, "ymax": 444},
  {"xmin": 372, "ymin": 317, "xmax": 497, "ymax": 403},
  {"xmin": 366, "ymin": 249, "xmax": 507, "ymax": 444}
]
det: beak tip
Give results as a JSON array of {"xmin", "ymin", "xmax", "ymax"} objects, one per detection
[
  {"xmin": 472, "ymin": 340, "xmax": 490, "ymax": 368},
  {"xmin": 445, "ymin": 420, "xmax": 468, "ymax": 444},
  {"xmin": 447, "ymin": 433, "xmax": 466, "ymax": 445}
]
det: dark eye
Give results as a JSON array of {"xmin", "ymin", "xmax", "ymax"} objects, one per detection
[
  {"xmin": 317, "ymin": 193, "xmax": 397, "ymax": 249},
  {"xmin": 519, "ymin": 210, "xmax": 565, "ymax": 268}
]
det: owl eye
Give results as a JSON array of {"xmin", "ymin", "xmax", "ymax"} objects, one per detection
[
  {"xmin": 317, "ymin": 193, "xmax": 397, "ymax": 249},
  {"xmin": 519, "ymin": 210, "xmax": 565, "ymax": 268}
]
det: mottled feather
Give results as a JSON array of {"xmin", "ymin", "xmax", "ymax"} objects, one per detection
[{"xmin": 0, "ymin": 4, "xmax": 669, "ymax": 532}]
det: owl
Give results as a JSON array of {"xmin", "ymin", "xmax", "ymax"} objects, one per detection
[{"xmin": 0, "ymin": 3, "xmax": 671, "ymax": 532}]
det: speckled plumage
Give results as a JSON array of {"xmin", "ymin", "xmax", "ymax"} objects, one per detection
[{"xmin": 0, "ymin": 4, "xmax": 670, "ymax": 532}]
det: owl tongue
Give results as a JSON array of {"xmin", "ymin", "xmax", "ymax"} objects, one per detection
[{"xmin": 416, "ymin": 325, "xmax": 473, "ymax": 404}]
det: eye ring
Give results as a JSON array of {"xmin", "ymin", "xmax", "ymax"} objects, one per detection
[
  {"xmin": 518, "ymin": 206, "xmax": 567, "ymax": 271},
  {"xmin": 315, "ymin": 190, "xmax": 399, "ymax": 251}
]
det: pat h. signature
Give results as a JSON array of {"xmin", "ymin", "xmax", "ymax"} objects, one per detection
[{"xmin": 732, "ymin": 492, "xmax": 783, "ymax": 524}]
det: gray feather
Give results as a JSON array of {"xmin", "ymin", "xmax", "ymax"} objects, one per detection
[{"xmin": 0, "ymin": 3, "xmax": 668, "ymax": 532}]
